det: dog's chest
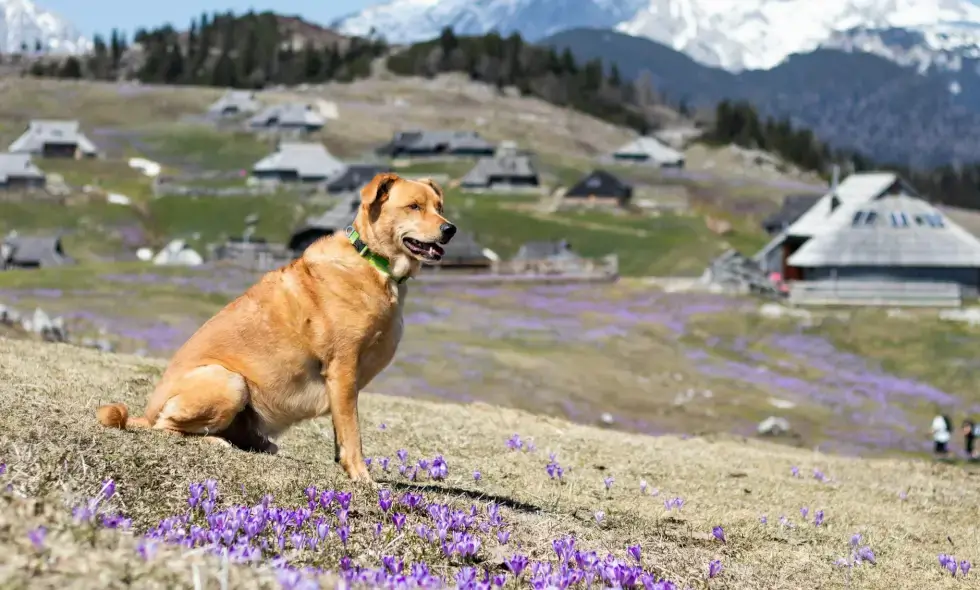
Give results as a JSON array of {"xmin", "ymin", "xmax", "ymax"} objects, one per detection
[{"xmin": 357, "ymin": 290, "xmax": 405, "ymax": 387}]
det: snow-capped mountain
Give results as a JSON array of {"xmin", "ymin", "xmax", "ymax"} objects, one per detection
[
  {"xmin": 0, "ymin": 0, "xmax": 89, "ymax": 54},
  {"xmin": 334, "ymin": 0, "xmax": 980, "ymax": 72}
]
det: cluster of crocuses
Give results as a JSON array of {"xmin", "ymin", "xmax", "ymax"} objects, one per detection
[
  {"xmin": 371, "ymin": 449, "xmax": 449, "ymax": 482},
  {"xmin": 938, "ymin": 554, "xmax": 972, "ymax": 578},
  {"xmin": 833, "ymin": 534, "xmax": 877, "ymax": 568},
  {"xmin": 61, "ymin": 474, "xmax": 694, "ymax": 590}
]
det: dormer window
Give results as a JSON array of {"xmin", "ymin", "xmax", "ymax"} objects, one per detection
[
  {"xmin": 889, "ymin": 212, "xmax": 909, "ymax": 227},
  {"xmin": 851, "ymin": 210, "xmax": 878, "ymax": 226}
]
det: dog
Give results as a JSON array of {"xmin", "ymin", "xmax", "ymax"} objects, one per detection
[{"xmin": 96, "ymin": 172, "xmax": 455, "ymax": 483}]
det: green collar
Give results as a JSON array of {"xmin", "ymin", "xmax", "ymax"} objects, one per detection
[{"xmin": 345, "ymin": 226, "xmax": 409, "ymax": 284}]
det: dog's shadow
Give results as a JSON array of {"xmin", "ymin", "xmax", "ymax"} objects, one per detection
[{"xmin": 384, "ymin": 480, "xmax": 542, "ymax": 514}]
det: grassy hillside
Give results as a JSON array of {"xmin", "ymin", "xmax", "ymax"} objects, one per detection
[{"xmin": 0, "ymin": 338, "xmax": 976, "ymax": 589}]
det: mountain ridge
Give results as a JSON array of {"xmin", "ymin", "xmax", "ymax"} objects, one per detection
[{"xmin": 0, "ymin": 0, "xmax": 89, "ymax": 54}]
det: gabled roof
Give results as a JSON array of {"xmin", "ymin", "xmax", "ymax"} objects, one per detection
[
  {"xmin": 326, "ymin": 164, "xmax": 391, "ymax": 193},
  {"xmin": 208, "ymin": 90, "xmax": 261, "ymax": 115},
  {"xmin": 612, "ymin": 136, "xmax": 684, "ymax": 164},
  {"xmin": 300, "ymin": 192, "xmax": 361, "ymax": 233},
  {"xmin": 787, "ymin": 194, "xmax": 980, "ymax": 267},
  {"xmin": 565, "ymin": 169, "xmax": 632, "ymax": 199},
  {"xmin": 378, "ymin": 130, "xmax": 496, "ymax": 155},
  {"xmin": 3, "ymin": 234, "xmax": 72, "ymax": 266},
  {"xmin": 248, "ymin": 103, "xmax": 326, "ymax": 129},
  {"xmin": 439, "ymin": 231, "xmax": 491, "ymax": 264},
  {"xmin": 0, "ymin": 153, "xmax": 45, "ymax": 183},
  {"xmin": 252, "ymin": 142, "xmax": 346, "ymax": 180},
  {"xmin": 459, "ymin": 154, "xmax": 538, "ymax": 186},
  {"xmin": 8, "ymin": 120, "xmax": 99, "ymax": 155},
  {"xmin": 785, "ymin": 172, "xmax": 913, "ymax": 238},
  {"xmin": 762, "ymin": 193, "xmax": 822, "ymax": 233}
]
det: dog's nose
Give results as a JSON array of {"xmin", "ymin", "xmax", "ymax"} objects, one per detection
[{"xmin": 439, "ymin": 223, "xmax": 457, "ymax": 244}]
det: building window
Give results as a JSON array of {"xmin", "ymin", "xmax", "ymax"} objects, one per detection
[
  {"xmin": 890, "ymin": 212, "xmax": 909, "ymax": 227},
  {"xmin": 864, "ymin": 211, "xmax": 877, "ymax": 226},
  {"xmin": 851, "ymin": 211, "xmax": 865, "ymax": 226}
]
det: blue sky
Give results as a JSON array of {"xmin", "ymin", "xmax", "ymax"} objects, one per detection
[{"xmin": 40, "ymin": 1, "xmax": 377, "ymax": 36}]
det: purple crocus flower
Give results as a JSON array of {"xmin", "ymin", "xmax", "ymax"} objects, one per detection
[
  {"xmin": 378, "ymin": 489, "xmax": 393, "ymax": 513},
  {"xmin": 603, "ymin": 476, "xmax": 614, "ymax": 490},
  {"xmin": 473, "ymin": 471, "xmax": 481, "ymax": 482},
  {"xmin": 961, "ymin": 560, "xmax": 972, "ymax": 576},
  {"xmin": 712, "ymin": 526, "xmax": 726, "ymax": 543},
  {"xmin": 429, "ymin": 455, "xmax": 448, "ymax": 480},
  {"xmin": 392, "ymin": 512, "xmax": 407, "ymax": 531},
  {"xmin": 790, "ymin": 466, "xmax": 800, "ymax": 477},
  {"xmin": 813, "ymin": 510, "xmax": 825, "ymax": 526},
  {"xmin": 639, "ymin": 480, "xmax": 648, "ymax": 493},
  {"xmin": 594, "ymin": 511, "xmax": 605, "ymax": 524},
  {"xmin": 505, "ymin": 554, "xmax": 529, "ymax": 577},
  {"xmin": 497, "ymin": 530, "xmax": 510, "ymax": 544},
  {"xmin": 396, "ymin": 449, "xmax": 408, "ymax": 463},
  {"xmin": 27, "ymin": 527, "xmax": 46, "ymax": 550},
  {"xmin": 760, "ymin": 515, "xmax": 768, "ymax": 524},
  {"xmin": 506, "ymin": 434, "xmax": 523, "ymax": 451},
  {"xmin": 708, "ymin": 559, "xmax": 723, "ymax": 578},
  {"xmin": 800, "ymin": 507, "xmax": 809, "ymax": 519},
  {"xmin": 940, "ymin": 554, "xmax": 958, "ymax": 576},
  {"xmin": 627, "ymin": 544, "xmax": 641, "ymax": 563},
  {"xmin": 100, "ymin": 480, "xmax": 116, "ymax": 500},
  {"xmin": 337, "ymin": 525, "xmax": 350, "ymax": 546}
]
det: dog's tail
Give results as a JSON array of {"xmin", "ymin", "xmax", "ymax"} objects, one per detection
[{"xmin": 96, "ymin": 403, "xmax": 151, "ymax": 430}]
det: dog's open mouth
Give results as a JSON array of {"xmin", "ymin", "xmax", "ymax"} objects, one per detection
[{"xmin": 403, "ymin": 237, "xmax": 444, "ymax": 261}]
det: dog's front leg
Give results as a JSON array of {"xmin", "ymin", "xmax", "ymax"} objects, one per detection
[{"xmin": 324, "ymin": 358, "xmax": 372, "ymax": 484}]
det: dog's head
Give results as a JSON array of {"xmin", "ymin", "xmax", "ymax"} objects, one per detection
[{"xmin": 358, "ymin": 172, "xmax": 456, "ymax": 265}]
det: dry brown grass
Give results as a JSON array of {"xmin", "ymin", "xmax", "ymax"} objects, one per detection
[{"xmin": 0, "ymin": 337, "xmax": 977, "ymax": 589}]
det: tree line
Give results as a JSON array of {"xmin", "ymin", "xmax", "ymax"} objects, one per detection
[
  {"xmin": 21, "ymin": 18, "xmax": 980, "ymax": 209},
  {"xmin": 710, "ymin": 99, "xmax": 980, "ymax": 209},
  {"xmin": 27, "ymin": 11, "xmax": 386, "ymax": 88}
]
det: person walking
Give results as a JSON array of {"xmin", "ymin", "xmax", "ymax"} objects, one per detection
[
  {"xmin": 963, "ymin": 419, "xmax": 979, "ymax": 461},
  {"xmin": 932, "ymin": 413, "xmax": 952, "ymax": 459}
]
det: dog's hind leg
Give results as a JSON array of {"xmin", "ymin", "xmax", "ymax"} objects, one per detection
[{"xmin": 152, "ymin": 365, "xmax": 248, "ymax": 441}]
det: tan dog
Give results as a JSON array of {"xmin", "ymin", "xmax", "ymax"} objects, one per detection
[{"xmin": 96, "ymin": 172, "xmax": 455, "ymax": 483}]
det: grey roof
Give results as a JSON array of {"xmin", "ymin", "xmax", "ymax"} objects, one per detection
[
  {"xmin": 252, "ymin": 142, "xmax": 346, "ymax": 180},
  {"xmin": 378, "ymin": 130, "xmax": 496, "ymax": 155},
  {"xmin": 762, "ymin": 193, "xmax": 822, "ymax": 233},
  {"xmin": 8, "ymin": 120, "xmax": 98, "ymax": 156},
  {"xmin": 302, "ymin": 192, "xmax": 361, "ymax": 232},
  {"xmin": 565, "ymin": 169, "xmax": 632, "ymax": 199},
  {"xmin": 459, "ymin": 154, "xmax": 538, "ymax": 187},
  {"xmin": 513, "ymin": 239, "xmax": 579, "ymax": 261},
  {"xmin": 612, "ymin": 136, "xmax": 684, "ymax": 164},
  {"xmin": 787, "ymin": 194, "xmax": 980, "ymax": 267},
  {"xmin": 208, "ymin": 90, "xmax": 261, "ymax": 116},
  {"xmin": 440, "ymin": 231, "xmax": 490, "ymax": 263},
  {"xmin": 248, "ymin": 103, "xmax": 326, "ymax": 129},
  {"xmin": 0, "ymin": 153, "xmax": 44, "ymax": 183},
  {"xmin": 326, "ymin": 164, "xmax": 392, "ymax": 193},
  {"xmin": 786, "ymin": 172, "xmax": 913, "ymax": 238},
  {"xmin": 2, "ymin": 235, "xmax": 72, "ymax": 266}
]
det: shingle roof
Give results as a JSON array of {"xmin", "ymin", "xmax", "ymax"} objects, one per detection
[
  {"xmin": 301, "ymin": 192, "xmax": 361, "ymax": 233},
  {"xmin": 252, "ymin": 142, "xmax": 346, "ymax": 180},
  {"xmin": 565, "ymin": 169, "xmax": 632, "ymax": 199},
  {"xmin": 0, "ymin": 153, "xmax": 45, "ymax": 183},
  {"xmin": 248, "ymin": 103, "xmax": 325, "ymax": 129},
  {"xmin": 326, "ymin": 164, "xmax": 392, "ymax": 193},
  {"xmin": 786, "ymin": 172, "xmax": 912, "ymax": 238},
  {"xmin": 459, "ymin": 154, "xmax": 538, "ymax": 187},
  {"xmin": 613, "ymin": 136, "xmax": 684, "ymax": 165},
  {"xmin": 8, "ymin": 120, "xmax": 99, "ymax": 155},
  {"xmin": 439, "ymin": 231, "xmax": 491, "ymax": 264},
  {"xmin": 3, "ymin": 235, "xmax": 72, "ymax": 266},
  {"xmin": 208, "ymin": 90, "xmax": 261, "ymax": 115},
  {"xmin": 762, "ymin": 193, "xmax": 822, "ymax": 233},
  {"xmin": 788, "ymin": 194, "xmax": 980, "ymax": 267},
  {"xmin": 377, "ymin": 130, "xmax": 496, "ymax": 156}
]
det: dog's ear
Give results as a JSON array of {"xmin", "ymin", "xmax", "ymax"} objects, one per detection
[
  {"xmin": 417, "ymin": 177, "xmax": 443, "ymax": 198},
  {"xmin": 360, "ymin": 172, "xmax": 400, "ymax": 206}
]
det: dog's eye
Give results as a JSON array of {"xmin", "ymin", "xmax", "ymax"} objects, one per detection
[{"xmin": 409, "ymin": 203, "xmax": 421, "ymax": 211}]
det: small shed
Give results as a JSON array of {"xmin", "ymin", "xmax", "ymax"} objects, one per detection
[
  {"xmin": 564, "ymin": 169, "xmax": 633, "ymax": 205},
  {"xmin": 612, "ymin": 137, "xmax": 684, "ymax": 168},
  {"xmin": 0, "ymin": 153, "xmax": 45, "ymax": 190},
  {"xmin": 207, "ymin": 90, "xmax": 261, "ymax": 118},
  {"xmin": 460, "ymin": 154, "xmax": 539, "ymax": 190},
  {"xmin": 251, "ymin": 142, "xmax": 346, "ymax": 183},
  {"xmin": 431, "ymin": 231, "xmax": 493, "ymax": 269},
  {"xmin": 248, "ymin": 103, "xmax": 326, "ymax": 133},
  {"xmin": 326, "ymin": 164, "xmax": 392, "ymax": 194},
  {"xmin": 8, "ymin": 120, "xmax": 99, "ymax": 158},
  {"xmin": 2, "ymin": 234, "xmax": 73, "ymax": 269},
  {"xmin": 289, "ymin": 192, "xmax": 361, "ymax": 254}
]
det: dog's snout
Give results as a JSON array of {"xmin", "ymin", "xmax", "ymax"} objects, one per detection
[{"xmin": 439, "ymin": 223, "xmax": 457, "ymax": 244}]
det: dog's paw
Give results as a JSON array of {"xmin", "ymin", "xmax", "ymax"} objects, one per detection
[{"xmin": 345, "ymin": 464, "xmax": 375, "ymax": 486}]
